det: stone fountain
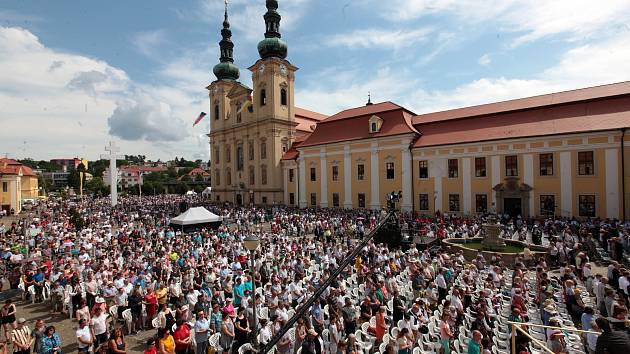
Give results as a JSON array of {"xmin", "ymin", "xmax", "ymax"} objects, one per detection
[{"xmin": 481, "ymin": 214, "xmax": 506, "ymax": 251}]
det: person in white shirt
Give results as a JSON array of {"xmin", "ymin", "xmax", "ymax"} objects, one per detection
[
  {"xmin": 90, "ymin": 307, "xmax": 110, "ymax": 348},
  {"xmin": 76, "ymin": 318, "xmax": 93, "ymax": 353}
]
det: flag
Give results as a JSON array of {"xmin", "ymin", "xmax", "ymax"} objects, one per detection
[
  {"xmin": 193, "ymin": 112, "xmax": 207, "ymax": 126},
  {"xmin": 237, "ymin": 99, "xmax": 253, "ymax": 115}
]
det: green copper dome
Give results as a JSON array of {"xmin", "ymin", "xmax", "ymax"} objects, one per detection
[
  {"xmin": 257, "ymin": 37, "xmax": 288, "ymax": 60},
  {"xmin": 213, "ymin": 62, "xmax": 239, "ymax": 81}
]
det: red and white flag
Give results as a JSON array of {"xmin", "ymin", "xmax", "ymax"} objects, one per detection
[{"xmin": 192, "ymin": 112, "xmax": 207, "ymax": 126}]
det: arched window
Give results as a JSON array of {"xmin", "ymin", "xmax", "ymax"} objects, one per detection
[
  {"xmin": 214, "ymin": 105, "xmax": 219, "ymax": 120},
  {"xmin": 248, "ymin": 142, "xmax": 254, "ymax": 160},
  {"xmin": 260, "ymin": 141, "xmax": 267, "ymax": 159},
  {"xmin": 260, "ymin": 89, "xmax": 266, "ymax": 106},
  {"xmin": 225, "ymin": 146, "xmax": 231, "ymax": 163},
  {"xmin": 226, "ymin": 170, "xmax": 231, "ymax": 186},
  {"xmin": 371, "ymin": 122, "xmax": 377, "ymax": 132},
  {"xmin": 280, "ymin": 88, "xmax": 287, "ymax": 106},
  {"xmin": 249, "ymin": 167, "xmax": 255, "ymax": 185},
  {"xmin": 215, "ymin": 170, "xmax": 221, "ymax": 185}
]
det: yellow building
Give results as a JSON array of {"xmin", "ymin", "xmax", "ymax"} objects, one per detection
[
  {"xmin": 0, "ymin": 158, "xmax": 38, "ymax": 214},
  {"xmin": 207, "ymin": 1, "xmax": 630, "ymax": 219}
]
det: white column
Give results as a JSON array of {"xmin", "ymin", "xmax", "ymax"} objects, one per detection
[
  {"xmin": 491, "ymin": 155, "xmax": 500, "ymax": 208},
  {"xmin": 319, "ymin": 148, "xmax": 328, "ymax": 208},
  {"xmin": 401, "ymin": 148, "xmax": 412, "ymax": 211},
  {"xmin": 283, "ymin": 167, "xmax": 289, "ymax": 205},
  {"xmin": 298, "ymin": 157, "xmax": 307, "ymax": 208},
  {"xmin": 560, "ymin": 151, "xmax": 572, "ymax": 217},
  {"xmin": 462, "ymin": 157, "xmax": 471, "ymax": 215},
  {"xmin": 523, "ymin": 154, "xmax": 534, "ymax": 217},
  {"xmin": 343, "ymin": 145, "xmax": 352, "ymax": 209},
  {"xmin": 369, "ymin": 142, "xmax": 380, "ymax": 209},
  {"xmin": 605, "ymin": 148, "xmax": 620, "ymax": 219}
]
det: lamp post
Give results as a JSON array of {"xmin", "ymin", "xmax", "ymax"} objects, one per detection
[{"xmin": 243, "ymin": 234, "xmax": 261, "ymax": 348}]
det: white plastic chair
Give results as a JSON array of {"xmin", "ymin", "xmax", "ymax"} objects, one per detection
[{"xmin": 27, "ymin": 286, "xmax": 36, "ymax": 304}]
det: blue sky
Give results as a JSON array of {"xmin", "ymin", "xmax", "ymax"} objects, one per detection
[{"xmin": 1, "ymin": 0, "xmax": 630, "ymax": 160}]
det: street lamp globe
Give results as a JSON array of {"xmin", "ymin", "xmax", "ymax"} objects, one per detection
[{"xmin": 243, "ymin": 235, "xmax": 260, "ymax": 252}]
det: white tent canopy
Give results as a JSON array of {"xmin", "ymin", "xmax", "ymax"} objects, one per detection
[
  {"xmin": 201, "ymin": 187, "xmax": 212, "ymax": 196},
  {"xmin": 170, "ymin": 207, "xmax": 222, "ymax": 226},
  {"xmin": 185, "ymin": 190, "xmax": 197, "ymax": 195}
]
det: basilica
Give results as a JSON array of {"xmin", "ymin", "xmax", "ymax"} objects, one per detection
[{"xmin": 208, "ymin": 0, "xmax": 630, "ymax": 220}]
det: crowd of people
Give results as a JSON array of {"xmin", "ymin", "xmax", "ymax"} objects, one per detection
[{"xmin": 0, "ymin": 194, "xmax": 628, "ymax": 354}]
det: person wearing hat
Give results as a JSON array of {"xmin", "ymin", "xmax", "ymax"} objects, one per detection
[
  {"xmin": 546, "ymin": 330, "xmax": 566, "ymax": 354},
  {"xmin": 11, "ymin": 318, "xmax": 32, "ymax": 354}
]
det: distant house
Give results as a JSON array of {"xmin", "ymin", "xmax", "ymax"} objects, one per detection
[
  {"xmin": 178, "ymin": 168, "xmax": 211, "ymax": 182},
  {"xmin": 103, "ymin": 165, "xmax": 167, "ymax": 188},
  {"xmin": 0, "ymin": 158, "xmax": 38, "ymax": 213}
]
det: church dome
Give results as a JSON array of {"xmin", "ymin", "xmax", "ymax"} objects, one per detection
[
  {"xmin": 257, "ymin": 37, "xmax": 288, "ymax": 60},
  {"xmin": 213, "ymin": 62, "xmax": 240, "ymax": 81}
]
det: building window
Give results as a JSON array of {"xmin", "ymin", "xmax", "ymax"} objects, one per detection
[
  {"xmin": 418, "ymin": 160, "xmax": 428, "ymax": 179},
  {"xmin": 540, "ymin": 195, "xmax": 555, "ymax": 216},
  {"xmin": 226, "ymin": 170, "xmax": 231, "ymax": 186},
  {"xmin": 505, "ymin": 155, "xmax": 518, "ymax": 176},
  {"xmin": 310, "ymin": 167, "xmax": 316, "ymax": 181},
  {"xmin": 475, "ymin": 194, "xmax": 487, "ymax": 213},
  {"xmin": 386, "ymin": 162, "xmax": 395, "ymax": 179},
  {"xmin": 578, "ymin": 195, "xmax": 596, "ymax": 217},
  {"xmin": 578, "ymin": 151, "xmax": 594, "ymax": 175},
  {"xmin": 332, "ymin": 165, "xmax": 339, "ymax": 181},
  {"xmin": 261, "ymin": 166, "xmax": 267, "ymax": 185},
  {"xmin": 371, "ymin": 122, "xmax": 377, "ymax": 133},
  {"xmin": 310, "ymin": 193, "xmax": 316, "ymax": 206},
  {"xmin": 215, "ymin": 170, "xmax": 220, "ymax": 185},
  {"xmin": 358, "ymin": 193, "xmax": 366, "ymax": 208},
  {"xmin": 280, "ymin": 88, "xmax": 287, "ymax": 106},
  {"xmin": 259, "ymin": 142, "xmax": 267, "ymax": 159},
  {"xmin": 357, "ymin": 164, "xmax": 365, "ymax": 180},
  {"xmin": 226, "ymin": 146, "xmax": 231, "ymax": 163},
  {"xmin": 289, "ymin": 169, "xmax": 294, "ymax": 182},
  {"xmin": 282, "ymin": 143, "xmax": 288, "ymax": 153},
  {"xmin": 248, "ymin": 142, "xmax": 254, "ymax": 160},
  {"xmin": 289, "ymin": 193, "xmax": 295, "ymax": 205},
  {"xmin": 2, "ymin": 182, "xmax": 7, "ymax": 193},
  {"xmin": 260, "ymin": 89, "xmax": 266, "ymax": 106},
  {"xmin": 236, "ymin": 145, "xmax": 244, "ymax": 171},
  {"xmin": 214, "ymin": 105, "xmax": 219, "ymax": 120},
  {"xmin": 448, "ymin": 159, "xmax": 458, "ymax": 178},
  {"xmin": 449, "ymin": 194, "xmax": 460, "ymax": 212},
  {"xmin": 216, "ymin": 195, "xmax": 220, "ymax": 202},
  {"xmin": 332, "ymin": 193, "xmax": 339, "ymax": 207},
  {"xmin": 262, "ymin": 196, "xmax": 267, "ymax": 204},
  {"xmin": 475, "ymin": 157, "xmax": 486, "ymax": 177},
  {"xmin": 539, "ymin": 153, "xmax": 554, "ymax": 176},
  {"xmin": 418, "ymin": 194, "xmax": 429, "ymax": 211},
  {"xmin": 215, "ymin": 148, "xmax": 220, "ymax": 164},
  {"xmin": 249, "ymin": 168, "xmax": 255, "ymax": 185}
]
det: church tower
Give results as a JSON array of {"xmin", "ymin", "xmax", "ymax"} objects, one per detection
[
  {"xmin": 247, "ymin": 0, "xmax": 299, "ymax": 203},
  {"xmin": 207, "ymin": 1, "xmax": 240, "ymax": 196}
]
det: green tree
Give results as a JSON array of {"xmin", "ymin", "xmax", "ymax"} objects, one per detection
[{"xmin": 85, "ymin": 177, "xmax": 109, "ymax": 196}]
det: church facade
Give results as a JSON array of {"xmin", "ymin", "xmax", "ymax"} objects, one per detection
[{"xmin": 208, "ymin": 1, "xmax": 630, "ymax": 219}]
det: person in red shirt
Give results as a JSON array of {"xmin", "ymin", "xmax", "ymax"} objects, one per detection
[
  {"xmin": 143, "ymin": 338, "xmax": 157, "ymax": 354},
  {"xmin": 172, "ymin": 319, "xmax": 192, "ymax": 354}
]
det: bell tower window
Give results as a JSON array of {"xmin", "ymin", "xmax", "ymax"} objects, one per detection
[
  {"xmin": 260, "ymin": 89, "xmax": 267, "ymax": 106},
  {"xmin": 371, "ymin": 122, "xmax": 377, "ymax": 132},
  {"xmin": 281, "ymin": 88, "xmax": 287, "ymax": 106},
  {"xmin": 214, "ymin": 105, "xmax": 219, "ymax": 120}
]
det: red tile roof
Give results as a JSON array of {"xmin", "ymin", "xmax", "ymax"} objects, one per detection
[
  {"xmin": 0, "ymin": 159, "xmax": 36, "ymax": 176},
  {"xmin": 413, "ymin": 94, "xmax": 630, "ymax": 147},
  {"xmin": 298, "ymin": 103, "xmax": 418, "ymax": 148},
  {"xmin": 295, "ymin": 107, "xmax": 327, "ymax": 133},
  {"xmin": 412, "ymin": 81, "xmax": 630, "ymax": 125}
]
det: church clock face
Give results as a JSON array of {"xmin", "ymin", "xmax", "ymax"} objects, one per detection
[{"xmin": 280, "ymin": 64, "xmax": 287, "ymax": 76}]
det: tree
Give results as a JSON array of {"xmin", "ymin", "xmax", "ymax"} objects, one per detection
[
  {"xmin": 67, "ymin": 169, "xmax": 81, "ymax": 190},
  {"xmin": 85, "ymin": 177, "xmax": 109, "ymax": 196}
]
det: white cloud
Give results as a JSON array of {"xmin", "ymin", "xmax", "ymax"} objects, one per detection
[
  {"xmin": 326, "ymin": 27, "xmax": 433, "ymax": 50},
  {"xmin": 0, "ymin": 26, "xmax": 206, "ymax": 161},
  {"xmin": 131, "ymin": 29, "xmax": 167, "ymax": 57},
  {"xmin": 297, "ymin": 31, "xmax": 630, "ymax": 116},
  {"xmin": 369, "ymin": 0, "xmax": 630, "ymax": 46},
  {"xmin": 478, "ymin": 53, "xmax": 491, "ymax": 66}
]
